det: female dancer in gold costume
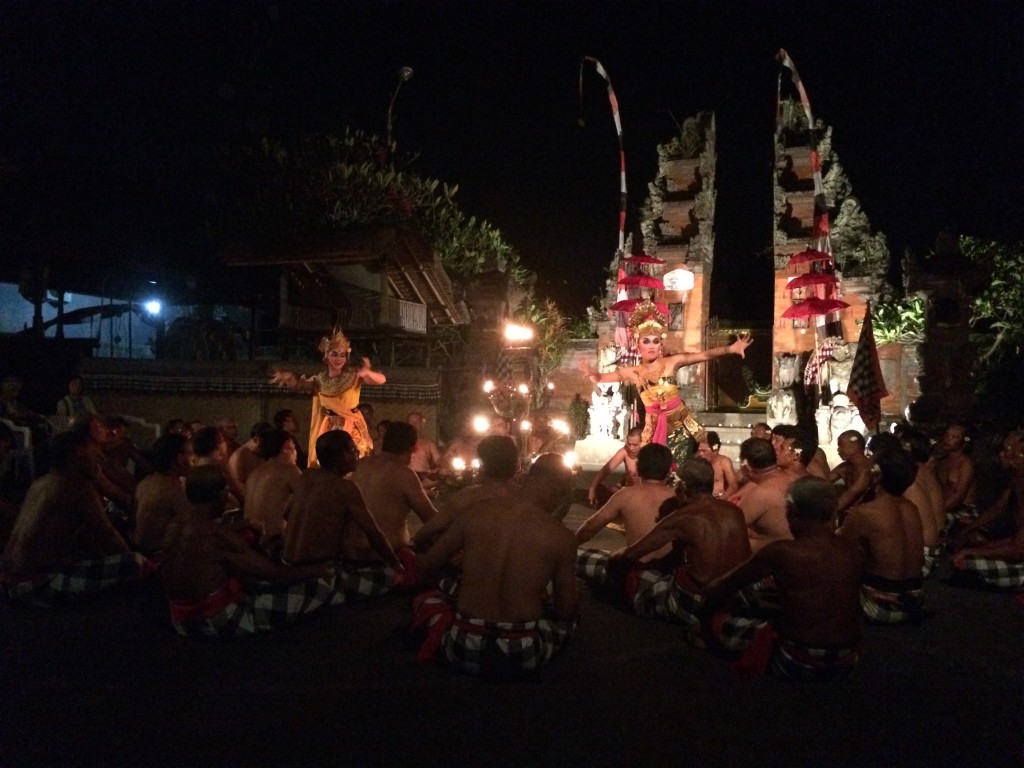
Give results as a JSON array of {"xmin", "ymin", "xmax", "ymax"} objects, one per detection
[
  {"xmin": 271, "ymin": 328, "xmax": 385, "ymax": 466},
  {"xmin": 580, "ymin": 301, "xmax": 752, "ymax": 464}
]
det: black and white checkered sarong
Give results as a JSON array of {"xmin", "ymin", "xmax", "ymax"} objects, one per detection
[
  {"xmin": 955, "ymin": 556, "xmax": 1024, "ymax": 589},
  {"xmin": 3, "ymin": 552, "xmax": 150, "ymax": 607}
]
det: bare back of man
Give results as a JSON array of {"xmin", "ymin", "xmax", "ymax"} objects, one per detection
[
  {"xmin": 739, "ymin": 470, "xmax": 794, "ymax": 552},
  {"xmin": 282, "ymin": 470, "xmax": 395, "ymax": 565},
  {"xmin": 351, "ymin": 452, "xmax": 437, "ymax": 549},
  {"xmin": 903, "ymin": 474, "xmax": 939, "ymax": 549},
  {"xmin": 576, "ymin": 482, "xmax": 676, "ymax": 560},
  {"xmin": 840, "ymin": 493, "xmax": 924, "ymax": 581},
  {"xmin": 244, "ymin": 462, "xmax": 302, "ymax": 540},
  {"xmin": 427, "ymin": 500, "xmax": 578, "ymax": 623},
  {"xmin": 756, "ymin": 534, "xmax": 864, "ymax": 647},
  {"xmin": 622, "ymin": 496, "xmax": 751, "ymax": 586}
]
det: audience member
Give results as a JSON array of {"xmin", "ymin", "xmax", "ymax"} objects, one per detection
[
  {"xmin": 227, "ymin": 421, "xmax": 272, "ymax": 500},
  {"xmin": 700, "ymin": 476, "xmax": 864, "ymax": 680},
  {"xmin": 410, "ymin": 455, "xmax": 578, "ymax": 679},
  {"xmin": 160, "ymin": 465, "xmax": 332, "ymax": 638},
  {"xmin": 838, "ymin": 448, "xmax": 925, "ymax": 624},
  {"xmin": 697, "ymin": 430, "xmax": 740, "ymax": 498},
  {"xmin": 931, "ymin": 421, "xmax": 978, "ymax": 521},
  {"xmin": 273, "ymin": 408, "xmax": 308, "ymax": 471},
  {"xmin": 53, "ymin": 374, "xmax": 97, "ymax": 430},
  {"xmin": 407, "ymin": 412, "xmax": 442, "ymax": 496},
  {"xmin": 350, "ymin": 421, "xmax": 438, "ymax": 552},
  {"xmin": 243, "ymin": 428, "xmax": 302, "ymax": 552},
  {"xmin": 736, "ymin": 437, "xmax": 795, "ymax": 551},
  {"xmin": 0, "ymin": 429, "xmax": 149, "ymax": 606},
  {"xmin": 587, "ymin": 427, "xmax": 643, "ymax": 507},
  {"xmin": 599, "ymin": 458, "xmax": 751, "ymax": 642},
  {"xmin": 133, "ymin": 433, "xmax": 192, "ymax": 556},
  {"xmin": 192, "ymin": 426, "xmax": 245, "ymax": 508}
]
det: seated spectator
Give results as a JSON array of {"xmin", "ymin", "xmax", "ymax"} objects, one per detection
[
  {"xmin": 53, "ymin": 375, "xmax": 97, "ymax": 431},
  {"xmin": 103, "ymin": 414, "xmax": 152, "ymax": 480},
  {"xmin": 192, "ymin": 426, "xmax": 244, "ymax": 509},
  {"xmin": 215, "ymin": 417, "xmax": 241, "ymax": 457},
  {"xmin": 407, "ymin": 412, "xmax": 442, "ymax": 496},
  {"xmin": 697, "ymin": 430, "xmax": 740, "ymax": 498},
  {"xmin": 160, "ymin": 465, "xmax": 333, "ymax": 638},
  {"xmin": 829, "ymin": 430, "xmax": 874, "ymax": 514},
  {"xmin": 350, "ymin": 421, "xmax": 438, "ymax": 552},
  {"xmin": 133, "ymin": 433, "xmax": 193, "ymax": 556},
  {"xmin": 1, "ymin": 374, "xmax": 51, "ymax": 476},
  {"xmin": 931, "ymin": 421, "xmax": 977, "ymax": 521},
  {"xmin": 163, "ymin": 419, "xmax": 193, "ymax": 441},
  {"xmin": 838, "ymin": 448, "xmax": 925, "ymax": 624},
  {"xmin": 587, "ymin": 427, "xmax": 643, "ymax": 508},
  {"xmin": 597, "ymin": 458, "xmax": 751, "ymax": 641},
  {"xmin": 736, "ymin": 437, "xmax": 796, "ymax": 552},
  {"xmin": 410, "ymin": 455, "xmax": 578, "ymax": 679},
  {"xmin": 227, "ymin": 421, "xmax": 273, "ymax": 501},
  {"xmin": 700, "ymin": 476, "xmax": 864, "ymax": 680},
  {"xmin": 243, "ymin": 428, "xmax": 302, "ymax": 553},
  {"xmin": 273, "ymin": 408, "xmax": 308, "ymax": 471},
  {"xmin": 0, "ymin": 429, "xmax": 150, "ymax": 606},
  {"xmin": 950, "ymin": 430, "xmax": 1024, "ymax": 590},
  {"xmin": 282, "ymin": 431, "xmax": 403, "ymax": 600},
  {"xmin": 413, "ymin": 435, "xmax": 521, "ymax": 551},
  {"xmin": 576, "ymin": 444, "xmax": 676, "ymax": 587}
]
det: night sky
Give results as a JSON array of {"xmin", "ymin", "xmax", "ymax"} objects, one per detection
[{"xmin": 2, "ymin": 1, "xmax": 1022, "ymax": 320}]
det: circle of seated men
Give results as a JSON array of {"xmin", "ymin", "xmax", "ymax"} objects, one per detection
[{"xmin": 1, "ymin": 411, "xmax": 1021, "ymax": 683}]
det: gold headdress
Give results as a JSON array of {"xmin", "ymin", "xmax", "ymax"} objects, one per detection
[
  {"xmin": 318, "ymin": 327, "xmax": 352, "ymax": 355},
  {"xmin": 627, "ymin": 300, "xmax": 668, "ymax": 339}
]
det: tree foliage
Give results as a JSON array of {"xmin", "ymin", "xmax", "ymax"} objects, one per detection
[
  {"xmin": 960, "ymin": 235, "xmax": 1024, "ymax": 367},
  {"xmin": 516, "ymin": 298, "xmax": 570, "ymax": 410},
  {"xmin": 212, "ymin": 129, "xmax": 526, "ymax": 282},
  {"xmin": 871, "ymin": 295, "xmax": 926, "ymax": 344}
]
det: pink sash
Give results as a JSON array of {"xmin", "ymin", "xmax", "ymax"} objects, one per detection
[{"xmin": 645, "ymin": 395, "xmax": 683, "ymax": 447}]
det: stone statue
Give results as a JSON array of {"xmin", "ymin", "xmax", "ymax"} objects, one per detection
[
  {"xmin": 768, "ymin": 389, "xmax": 797, "ymax": 426},
  {"xmin": 776, "ymin": 353, "xmax": 800, "ymax": 389}
]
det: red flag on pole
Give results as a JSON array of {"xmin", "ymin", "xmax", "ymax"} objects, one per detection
[{"xmin": 846, "ymin": 303, "xmax": 889, "ymax": 431}]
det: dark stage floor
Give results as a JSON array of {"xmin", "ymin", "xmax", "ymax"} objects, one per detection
[{"xmin": 2, "ymin": 505, "xmax": 1022, "ymax": 768}]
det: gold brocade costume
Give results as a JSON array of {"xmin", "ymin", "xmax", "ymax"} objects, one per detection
[
  {"xmin": 307, "ymin": 371, "xmax": 373, "ymax": 467},
  {"xmin": 634, "ymin": 368, "xmax": 705, "ymax": 465}
]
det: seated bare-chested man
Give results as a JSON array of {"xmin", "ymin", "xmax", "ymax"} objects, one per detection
[
  {"xmin": 828, "ymin": 430, "xmax": 874, "ymax": 515},
  {"xmin": 601, "ymin": 458, "xmax": 751, "ymax": 640},
  {"xmin": 192, "ymin": 426, "xmax": 245, "ymax": 508},
  {"xmin": 737, "ymin": 437, "xmax": 795, "ymax": 552},
  {"xmin": 576, "ymin": 442, "xmax": 676, "ymax": 552},
  {"xmin": 227, "ymin": 421, "xmax": 272, "ymax": 502},
  {"xmin": 1, "ymin": 429, "xmax": 150, "ymax": 606},
  {"xmin": 281, "ymin": 430, "xmax": 404, "ymax": 601},
  {"xmin": 410, "ymin": 455, "xmax": 578, "ymax": 679},
  {"xmin": 932, "ymin": 421, "xmax": 978, "ymax": 525},
  {"xmin": 161, "ymin": 465, "xmax": 333, "ymax": 637},
  {"xmin": 697, "ymin": 431, "xmax": 740, "ymax": 499},
  {"xmin": 350, "ymin": 421, "xmax": 437, "ymax": 551},
  {"xmin": 133, "ymin": 433, "xmax": 193, "ymax": 556},
  {"xmin": 244, "ymin": 428, "xmax": 302, "ymax": 553},
  {"xmin": 838, "ymin": 447, "xmax": 925, "ymax": 624},
  {"xmin": 949, "ymin": 430, "xmax": 1024, "ymax": 590},
  {"xmin": 576, "ymin": 443, "xmax": 676, "ymax": 586},
  {"xmin": 700, "ymin": 476, "xmax": 865, "ymax": 680},
  {"xmin": 413, "ymin": 435, "xmax": 520, "ymax": 552},
  {"xmin": 587, "ymin": 427, "xmax": 643, "ymax": 508},
  {"xmin": 870, "ymin": 432, "xmax": 941, "ymax": 577}
]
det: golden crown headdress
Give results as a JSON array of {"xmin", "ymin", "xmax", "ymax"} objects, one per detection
[
  {"xmin": 318, "ymin": 327, "xmax": 352, "ymax": 355},
  {"xmin": 627, "ymin": 300, "xmax": 668, "ymax": 339}
]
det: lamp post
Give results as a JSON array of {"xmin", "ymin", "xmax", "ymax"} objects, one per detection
[{"xmin": 386, "ymin": 66, "xmax": 414, "ymax": 146}]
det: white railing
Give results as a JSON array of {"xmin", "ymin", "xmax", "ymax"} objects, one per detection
[{"xmin": 380, "ymin": 295, "xmax": 427, "ymax": 334}]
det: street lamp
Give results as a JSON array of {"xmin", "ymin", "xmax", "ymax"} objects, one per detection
[{"xmin": 386, "ymin": 66, "xmax": 414, "ymax": 146}]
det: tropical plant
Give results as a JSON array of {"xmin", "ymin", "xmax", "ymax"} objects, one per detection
[
  {"xmin": 212, "ymin": 129, "xmax": 527, "ymax": 283},
  {"xmin": 960, "ymin": 236, "xmax": 1024, "ymax": 367},
  {"xmin": 516, "ymin": 298, "xmax": 570, "ymax": 410},
  {"xmin": 871, "ymin": 295, "xmax": 926, "ymax": 344}
]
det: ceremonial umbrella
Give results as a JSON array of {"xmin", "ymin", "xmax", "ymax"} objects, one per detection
[
  {"xmin": 617, "ymin": 274, "xmax": 664, "ymax": 289},
  {"xmin": 610, "ymin": 299, "xmax": 668, "ymax": 315},
  {"xmin": 780, "ymin": 297, "xmax": 849, "ymax": 319},
  {"xmin": 787, "ymin": 248, "xmax": 833, "ymax": 268},
  {"xmin": 785, "ymin": 272, "xmax": 838, "ymax": 290}
]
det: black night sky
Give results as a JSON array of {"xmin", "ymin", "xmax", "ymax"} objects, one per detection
[{"xmin": 2, "ymin": 1, "xmax": 1022, "ymax": 319}]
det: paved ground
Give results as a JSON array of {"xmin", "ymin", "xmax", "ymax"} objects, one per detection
[{"xmin": 2, "ymin": 495, "xmax": 1023, "ymax": 767}]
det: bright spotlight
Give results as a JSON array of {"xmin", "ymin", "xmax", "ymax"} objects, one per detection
[
  {"xmin": 451, "ymin": 457, "xmax": 466, "ymax": 471},
  {"xmin": 503, "ymin": 323, "xmax": 534, "ymax": 344},
  {"xmin": 550, "ymin": 418, "xmax": 570, "ymax": 435},
  {"xmin": 517, "ymin": 383, "xmax": 529, "ymax": 395},
  {"xmin": 483, "ymin": 380, "xmax": 495, "ymax": 394},
  {"xmin": 143, "ymin": 300, "xmax": 162, "ymax": 315},
  {"xmin": 472, "ymin": 415, "xmax": 490, "ymax": 434},
  {"xmin": 520, "ymin": 420, "xmax": 532, "ymax": 432},
  {"xmin": 562, "ymin": 451, "xmax": 577, "ymax": 468}
]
